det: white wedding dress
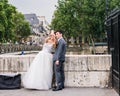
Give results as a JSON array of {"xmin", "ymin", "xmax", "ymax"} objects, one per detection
[{"xmin": 22, "ymin": 43, "xmax": 53, "ymax": 90}]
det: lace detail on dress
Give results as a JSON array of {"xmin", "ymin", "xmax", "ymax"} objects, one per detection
[{"xmin": 42, "ymin": 43, "xmax": 53, "ymax": 53}]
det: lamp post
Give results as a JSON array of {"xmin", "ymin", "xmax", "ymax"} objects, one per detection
[
  {"xmin": 106, "ymin": 0, "xmax": 109, "ymax": 19},
  {"xmin": 105, "ymin": 0, "xmax": 110, "ymax": 53}
]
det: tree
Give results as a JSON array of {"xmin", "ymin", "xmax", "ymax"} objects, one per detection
[
  {"xmin": 51, "ymin": 0, "xmax": 120, "ymax": 45},
  {"xmin": 13, "ymin": 12, "xmax": 31, "ymax": 42},
  {"xmin": 0, "ymin": 0, "xmax": 16, "ymax": 43},
  {"xmin": 51, "ymin": 0, "xmax": 81, "ymax": 44},
  {"xmin": 0, "ymin": 0, "xmax": 31, "ymax": 43}
]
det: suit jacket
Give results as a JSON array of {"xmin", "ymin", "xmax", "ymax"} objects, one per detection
[{"xmin": 53, "ymin": 38, "xmax": 66, "ymax": 62}]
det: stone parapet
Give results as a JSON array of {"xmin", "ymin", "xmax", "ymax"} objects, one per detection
[{"xmin": 0, "ymin": 55, "xmax": 111, "ymax": 88}]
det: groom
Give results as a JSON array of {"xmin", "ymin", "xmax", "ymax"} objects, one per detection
[{"xmin": 52, "ymin": 30, "xmax": 66, "ymax": 91}]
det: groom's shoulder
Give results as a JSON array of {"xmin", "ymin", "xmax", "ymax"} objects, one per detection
[{"xmin": 60, "ymin": 38, "xmax": 66, "ymax": 43}]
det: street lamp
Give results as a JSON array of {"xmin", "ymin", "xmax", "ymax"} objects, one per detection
[
  {"xmin": 106, "ymin": 0, "xmax": 109, "ymax": 19},
  {"xmin": 105, "ymin": 0, "xmax": 110, "ymax": 53}
]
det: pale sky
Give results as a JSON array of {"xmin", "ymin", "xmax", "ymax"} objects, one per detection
[{"xmin": 8, "ymin": 0, "xmax": 58, "ymax": 24}]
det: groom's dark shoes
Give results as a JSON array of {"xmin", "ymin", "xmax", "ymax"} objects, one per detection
[{"xmin": 52, "ymin": 86, "xmax": 63, "ymax": 91}]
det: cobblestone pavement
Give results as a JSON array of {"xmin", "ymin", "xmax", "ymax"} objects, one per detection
[{"xmin": 0, "ymin": 87, "xmax": 118, "ymax": 96}]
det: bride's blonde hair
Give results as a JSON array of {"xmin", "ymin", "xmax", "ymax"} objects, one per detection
[{"xmin": 45, "ymin": 31, "xmax": 57, "ymax": 48}]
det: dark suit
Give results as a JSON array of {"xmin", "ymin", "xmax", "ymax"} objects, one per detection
[{"xmin": 53, "ymin": 37, "xmax": 66, "ymax": 88}]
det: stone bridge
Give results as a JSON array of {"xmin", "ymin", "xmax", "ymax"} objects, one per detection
[{"xmin": 0, "ymin": 54, "xmax": 111, "ymax": 88}]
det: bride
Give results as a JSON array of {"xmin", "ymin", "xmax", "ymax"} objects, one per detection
[{"xmin": 22, "ymin": 32, "xmax": 56, "ymax": 90}]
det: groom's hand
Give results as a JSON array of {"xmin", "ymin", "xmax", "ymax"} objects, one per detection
[{"xmin": 55, "ymin": 60, "xmax": 59, "ymax": 65}]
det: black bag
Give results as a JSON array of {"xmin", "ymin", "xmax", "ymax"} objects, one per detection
[{"xmin": 0, "ymin": 74, "xmax": 21, "ymax": 89}]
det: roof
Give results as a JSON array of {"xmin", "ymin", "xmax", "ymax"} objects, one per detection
[{"xmin": 24, "ymin": 14, "xmax": 39, "ymax": 25}]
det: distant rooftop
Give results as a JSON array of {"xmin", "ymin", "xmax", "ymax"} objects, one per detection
[{"xmin": 24, "ymin": 14, "xmax": 39, "ymax": 25}]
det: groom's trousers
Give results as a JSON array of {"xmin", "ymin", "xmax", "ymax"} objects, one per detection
[{"xmin": 54, "ymin": 61, "xmax": 65, "ymax": 88}]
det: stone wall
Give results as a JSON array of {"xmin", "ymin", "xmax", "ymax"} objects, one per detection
[
  {"xmin": 0, "ymin": 55, "xmax": 111, "ymax": 88},
  {"xmin": 0, "ymin": 45, "xmax": 41, "ymax": 54}
]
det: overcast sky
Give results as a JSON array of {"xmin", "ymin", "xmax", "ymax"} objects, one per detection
[{"xmin": 8, "ymin": 0, "xmax": 58, "ymax": 24}]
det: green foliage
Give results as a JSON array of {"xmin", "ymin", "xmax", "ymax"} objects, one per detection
[
  {"xmin": 13, "ymin": 12, "xmax": 31, "ymax": 42},
  {"xmin": 0, "ymin": 0, "xmax": 16, "ymax": 42},
  {"xmin": 0, "ymin": 0, "xmax": 31, "ymax": 43},
  {"xmin": 51, "ymin": 0, "xmax": 81, "ymax": 37},
  {"xmin": 51, "ymin": 0, "xmax": 120, "ymax": 44}
]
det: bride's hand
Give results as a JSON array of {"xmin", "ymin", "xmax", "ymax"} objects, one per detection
[{"xmin": 55, "ymin": 60, "xmax": 59, "ymax": 65}]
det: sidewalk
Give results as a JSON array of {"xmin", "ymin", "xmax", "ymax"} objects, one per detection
[{"xmin": 0, "ymin": 87, "xmax": 118, "ymax": 96}]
